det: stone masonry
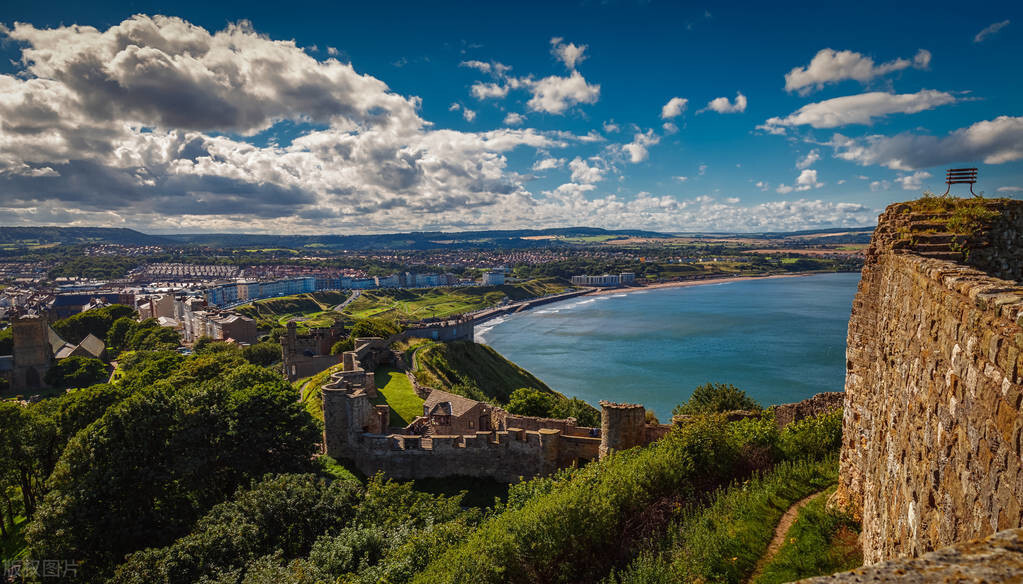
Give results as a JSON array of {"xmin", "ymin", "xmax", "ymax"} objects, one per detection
[{"xmin": 837, "ymin": 199, "xmax": 1023, "ymax": 564}]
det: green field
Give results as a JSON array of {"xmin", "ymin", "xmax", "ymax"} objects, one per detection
[
  {"xmin": 235, "ymin": 291, "xmax": 348, "ymax": 330},
  {"xmin": 372, "ymin": 366, "xmax": 424, "ymax": 428},
  {"xmin": 342, "ymin": 279, "xmax": 569, "ymax": 320}
]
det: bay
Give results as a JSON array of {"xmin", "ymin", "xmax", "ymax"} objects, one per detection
[{"xmin": 476, "ymin": 272, "xmax": 861, "ymax": 421}]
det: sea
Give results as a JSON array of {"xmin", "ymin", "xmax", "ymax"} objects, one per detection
[{"xmin": 476, "ymin": 272, "xmax": 861, "ymax": 421}]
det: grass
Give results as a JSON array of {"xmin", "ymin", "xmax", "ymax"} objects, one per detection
[
  {"xmin": 413, "ymin": 340, "xmax": 554, "ymax": 404},
  {"xmin": 235, "ymin": 291, "xmax": 348, "ymax": 330},
  {"xmin": 753, "ymin": 487, "xmax": 862, "ymax": 583},
  {"xmin": 295, "ymin": 362, "xmax": 346, "ymax": 421},
  {"xmin": 342, "ymin": 279, "xmax": 570, "ymax": 321},
  {"xmin": 607, "ymin": 456, "xmax": 839, "ymax": 584},
  {"xmin": 903, "ymin": 193, "xmax": 1007, "ymax": 235},
  {"xmin": 372, "ymin": 366, "xmax": 425, "ymax": 428},
  {"xmin": 1, "ymin": 514, "xmax": 28, "ymax": 563}
]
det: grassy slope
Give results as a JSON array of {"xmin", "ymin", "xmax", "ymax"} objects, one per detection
[
  {"xmin": 235, "ymin": 291, "xmax": 348, "ymax": 329},
  {"xmin": 373, "ymin": 366, "xmax": 425, "ymax": 428},
  {"xmin": 413, "ymin": 340, "xmax": 554, "ymax": 404},
  {"xmin": 295, "ymin": 362, "xmax": 346, "ymax": 421},
  {"xmin": 752, "ymin": 487, "xmax": 862, "ymax": 584},
  {"xmin": 343, "ymin": 279, "xmax": 569, "ymax": 320}
]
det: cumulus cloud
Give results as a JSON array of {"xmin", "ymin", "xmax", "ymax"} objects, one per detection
[
  {"xmin": 674, "ymin": 176, "xmax": 688, "ymax": 182},
  {"xmin": 662, "ymin": 122, "xmax": 678, "ymax": 134},
  {"xmin": 568, "ymin": 157, "xmax": 606, "ymax": 183},
  {"xmin": 532, "ymin": 157, "xmax": 564, "ymax": 171},
  {"xmin": 462, "ymin": 108, "xmax": 477, "ymax": 122},
  {"xmin": 974, "ymin": 20, "xmax": 1010, "ymax": 43},
  {"xmin": 701, "ymin": 92, "xmax": 747, "ymax": 114},
  {"xmin": 894, "ymin": 171, "xmax": 932, "ymax": 191},
  {"xmin": 777, "ymin": 169, "xmax": 823, "ymax": 194},
  {"xmin": 797, "ymin": 149, "xmax": 820, "ymax": 169},
  {"xmin": 996, "ymin": 186, "xmax": 1021, "ymax": 193},
  {"xmin": 504, "ymin": 112, "xmax": 525, "ymax": 126},
  {"xmin": 785, "ymin": 48, "xmax": 931, "ymax": 94},
  {"xmin": 830, "ymin": 115, "xmax": 1023, "ymax": 170},
  {"xmin": 525, "ymin": 71, "xmax": 601, "ymax": 114},
  {"xmin": 621, "ymin": 130, "xmax": 661, "ymax": 163},
  {"xmin": 550, "ymin": 37, "xmax": 588, "ymax": 69},
  {"xmin": 471, "ymin": 82, "xmax": 509, "ymax": 100},
  {"xmin": 603, "ymin": 120, "xmax": 620, "ymax": 133},
  {"xmin": 759, "ymin": 90, "xmax": 957, "ymax": 133},
  {"xmin": 661, "ymin": 97, "xmax": 688, "ymax": 119}
]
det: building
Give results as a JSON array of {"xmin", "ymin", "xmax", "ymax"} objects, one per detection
[
  {"xmin": 482, "ymin": 271, "xmax": 506, "ymax": 286},
  {"xmin": 282, "ymin": 320, "xmax": 347, "ymax": 381},
  {"xmin": 208, "ymin": 314, "xmax": 259, "ymax": 345},
  {"xmin": 51, "ymin": 292, "xmax": 135, "ymax": 318},
  {"xmin": 570, "ymin": 274, "xmax": 621, "ymax": 287},
  {"xmin": 620, "ymin": 272, "xmax": 636, "ymax": 284},
  {"xmin": 421, "ymin": 389, "xmax": 494, "ymax": 434}
]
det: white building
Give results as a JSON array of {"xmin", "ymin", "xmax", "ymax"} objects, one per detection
[{"xmin": 482, "ymin": 271, "xmax": 506, "ymax": 286}]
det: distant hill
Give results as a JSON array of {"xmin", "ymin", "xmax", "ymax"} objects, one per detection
[
  {"xmin": 0, "ymin": 226, "xmax": 669, "ymax": 250},
  {"xmin": 0, "ymin": 226, "xmax": 169, "ymax": 246}
]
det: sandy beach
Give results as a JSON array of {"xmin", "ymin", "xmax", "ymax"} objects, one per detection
[{"xmin": 584, "ymin": 271, "xmax": 849, "ymax": 296}]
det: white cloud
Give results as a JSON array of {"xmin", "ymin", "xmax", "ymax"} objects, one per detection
[
  {"xmin": 471, "ymin": 82, "xmax": 509, "ymax": 100},
  {"xmin": 894, "ymin": 171, "xmax": 932, "ymax": 191},
  {"xmin": 755, "ymin": 180, "xmax": 768, "ymax": 191},
  {"xmin": 837, "ymin": 179, "xmax": 846, "ymax": 184},
  {"xmin": 784, "ymin": 48, "xmax": 932, "ymax": 94},
  {"xmin": 777, "ymin": 169, "xmax": 823, "ymax": 193},
  {"xmin": 831, "ymin": 115, "xmax": 1023, "ymax": 170},
  {"xmin": 662, "ymin": 122, "xmax": 679, "ymax": 134},
  {"xmin": 550, "ymin": 37, "xmax": 588, "ymax": 70},
  {"xmin": 327, "ymin": 46, "xmax": 339, "ymax": 56},
  {"xmin": 504, "ymin": 112, "xmax": 525, "ymax": 126},
  {"xmin": 997, "ymin": 186, "xmax": 1022, "ymax": 193},
  {"xmin": 603, "ymin": 121, "xmax": 620, "ymax": 133},
  {"xmin": 759, "ymin": 90, "xmax": 957, "ymax": 132},
  {"xmin": 869, "ymin": 180, "xmax": 891, "ymax": 192},
  {"xmin": 568, "ymin": 156, "xmax": 606, "ymax": 183},
  {"xmin": 661, "ymin": 97, "xmax": 688, "ymax": 119},
  {"xmin": 698, "ymin": 164, "xmax": 707, "ymax": 175},
  {"xmin": 621, "ymin": 130, "xmax": 660, "ymax": 163},
  {"xmin": 532, "ymin": 157, "xmax": 564, "ymax": 171},
  {"xmin": 974, "ymin": 20, "xmax": 1010, "ymax": 43},
  {"xmin": 462, "ymin": 108, "xmax": 477, "ymax": 122},
  {"xmin": 797, "ymin": 149, "xmax": 820, "ymax": 169},
  {"xmin": 674, "ymin": 176, "xmax": 688, "ymax": 182},
  {"xmin": 725, "ymin": 197, "xmax": 740, "ymax": 204},
  {"xmin": 525, "ymin": 71, "xmax": 601, "ymax": 114},
  {"xmin": 702, "ymin": 92, "xmax": 747, "ymax": 114},
  {"xmin": 449, "ymin": 102, "xmax": 461, "ymax": 111}
]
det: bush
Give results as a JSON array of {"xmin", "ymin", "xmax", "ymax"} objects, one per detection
[
  {"xmin": 607, "ymin": 456, "xmax": 839, "ymax": 584},
  {"xmin": 673, "ymin": 383, "xmax": 761, "ymax": 417},
  {"xmin": 244, "ymin": 341, "xmax": 282, "ymax": 366},
  {"xmin": 778, "ymin": 409, "xmax": 843, "ymax": 460}
]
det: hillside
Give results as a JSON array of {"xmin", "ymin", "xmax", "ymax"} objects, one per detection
[
  {"xmin": 234, "ymin": 291, "xmax": 349, "ymax": 330},
  {"xmin": 342, "ymin": 279, "xmax": 569, "ymax": 320}
]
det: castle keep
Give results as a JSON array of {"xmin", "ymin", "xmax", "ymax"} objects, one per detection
[{"xmin": 837, "ymin": 199, "xmax": 1023, "ymax": 564}]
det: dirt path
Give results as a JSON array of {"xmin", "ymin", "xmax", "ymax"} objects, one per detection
[{"xmin": 748, "ymin": 491, "xmax": 823, "ymax": 583}]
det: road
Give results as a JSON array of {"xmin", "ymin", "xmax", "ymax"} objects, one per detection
[{"xmin": 334, "ymin": 290, "xmax": 361, "ymax": 312}]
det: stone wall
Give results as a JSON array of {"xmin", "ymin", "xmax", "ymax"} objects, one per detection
[
  {"xmin": 773, "ymin": 392, "xmax": 844, "ymax": 429},
  {"xmin": 838, "ymin": 200, "xmax": 1023, "ymax": 564}
]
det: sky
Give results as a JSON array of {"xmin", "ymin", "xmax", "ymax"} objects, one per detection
[{"xmin": 0, "ymin": 0, "xmax": 1020, "ymax": 234}]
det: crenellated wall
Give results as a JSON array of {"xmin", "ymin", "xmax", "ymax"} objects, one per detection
[{"xmin": 838, "ymin": 199, "xmax": 1023, "ymax": 564}]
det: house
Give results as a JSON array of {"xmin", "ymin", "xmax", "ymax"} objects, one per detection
[{"xmin": 421, "ymin": 389, "xmax": 494, "ymax": 434}]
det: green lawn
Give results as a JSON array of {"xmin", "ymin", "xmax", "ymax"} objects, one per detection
[
  {"xmin": 372, "ymin": 367, "xmax": 424, "ymax": 428},
  {"xmin": 294, "ymin": 362, "xmax": 346, "ymax": 422}
]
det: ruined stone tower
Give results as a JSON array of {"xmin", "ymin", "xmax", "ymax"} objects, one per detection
[
  {"xmin": 599, "ymin": 401, "xmax": 647, "ymax": 457},
  {"xmin": 12, "ymin": 314, "xmax": 53, "ymax": 391}
]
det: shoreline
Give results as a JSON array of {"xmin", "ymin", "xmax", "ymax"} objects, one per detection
[{"xmin": 585, "ymin": 271, "xmax": 850, "ymax": 297}]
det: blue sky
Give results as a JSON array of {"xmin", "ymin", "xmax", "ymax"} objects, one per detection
[{"xmin": 0, "ymin": 0, "xmax": 1020, "ymax": 233}]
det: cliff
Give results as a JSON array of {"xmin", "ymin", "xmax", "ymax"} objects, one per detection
[{"xmin": 837, "ymin": 197, "xmax": 1023, "ymax": 564}]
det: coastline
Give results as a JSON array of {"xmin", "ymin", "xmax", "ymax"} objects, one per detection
[{"xmin": 584, "ymin": 271, "xmax": 843, "ymax": 297}]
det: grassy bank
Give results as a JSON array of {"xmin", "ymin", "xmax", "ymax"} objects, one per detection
[
  {"xmin": 235, "ymin": 291, "xmax": 348, "ymax": 330},
  {"xmin": 753, "ymin": 487, "xmax": 862, "ymax": 584},
  {"xmin": 342, "ymin": 279, "xmax": 569, "ymax": 320}
]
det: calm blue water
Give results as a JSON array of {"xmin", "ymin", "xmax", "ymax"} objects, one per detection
[{"xmin": 477, "ymin": 273, "xmax": 860, "ymax": 420}]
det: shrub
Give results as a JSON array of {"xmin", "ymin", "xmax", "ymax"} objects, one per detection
[
  {"xmin": 778, "ymin": 409, "xmax": 843, "ymax": 460},
  {"xmin": 674, "ymin": 383, "xmax": 761, "ymax": 416}
]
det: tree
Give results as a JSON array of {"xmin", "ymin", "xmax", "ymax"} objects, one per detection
[
  {"xmin": 243, "ymin": 341, "xmax": 282, "ymax": 366},
  {"xmin": 673, "ymin": 383, "xmax": 761, "ymax": 417},
  {"xmin": 51, "ymin": 304, "xmax": 135, "ymax": 345},
  {"xmin": 506, "ymin": 387, "xmax": 556, "ymax": 418},
  {"xmin": 105, "ymin": 316, "xmax": 135, "ymax": 356},
  {"xmin": 330, "ymin": 337, "xmax": 355, "ymax": 355},
  {"xmin": 26, "ymin": 368, "xmax": 322, "ymax": 581},
  {"xmin": 43, "ymin": 356, "xmax": 108, "ymax": 389}
]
